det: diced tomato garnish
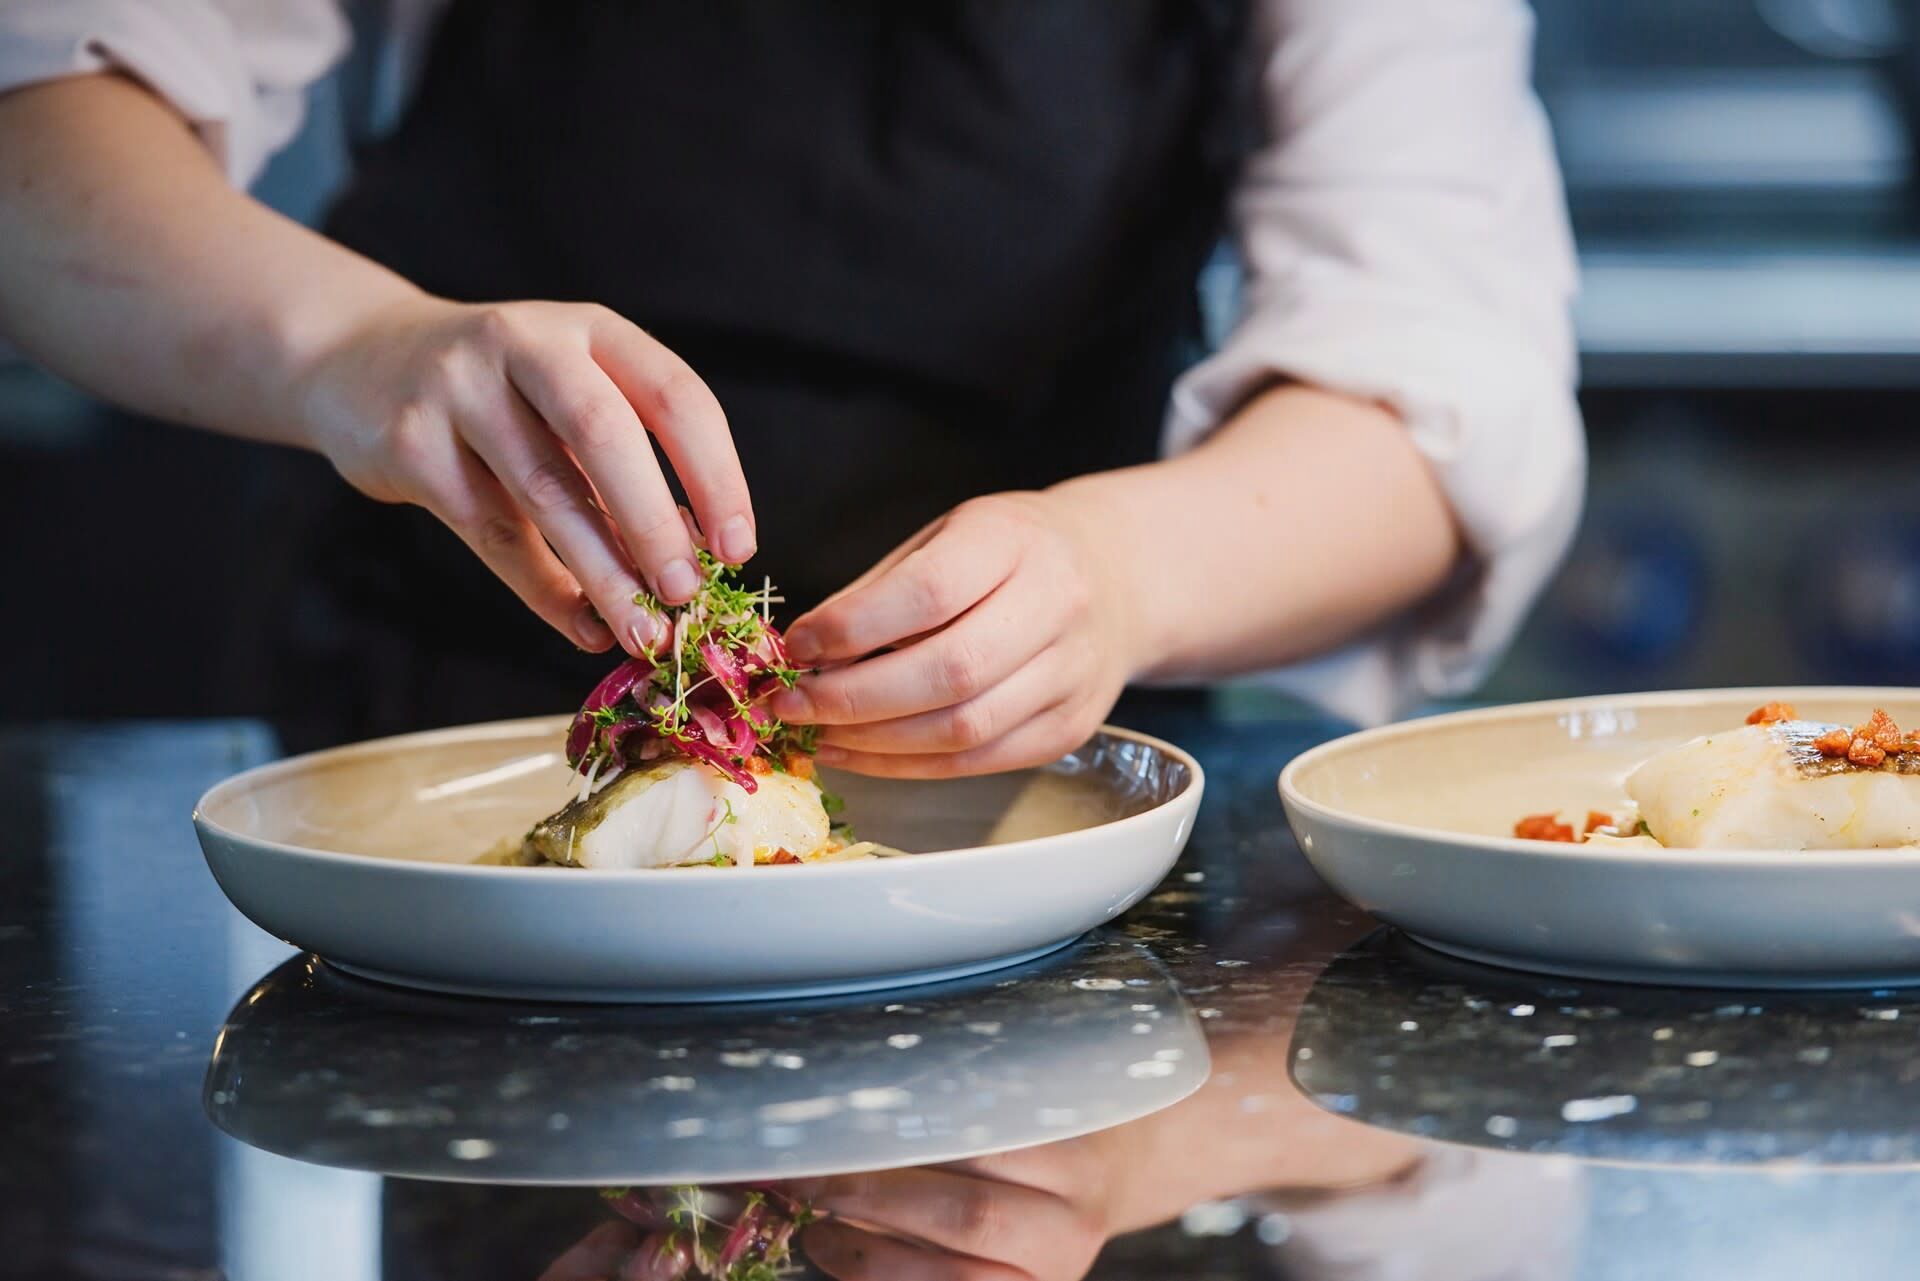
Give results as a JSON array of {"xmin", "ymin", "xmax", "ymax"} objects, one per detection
[{"xmin": 1514, "ymin": 813, "xmax": 1577, "ymax": 843}]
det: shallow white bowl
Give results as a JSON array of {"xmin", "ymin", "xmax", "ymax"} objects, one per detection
[
  {"xmin": 193, "ymin": 718, "xmax": 1201, "ymax": 1003},
  {"xmin": 1279, "ymin": 688, "xmax": 1920, "ymax": 989}
]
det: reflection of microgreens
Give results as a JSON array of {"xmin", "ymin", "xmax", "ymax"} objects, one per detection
[{"xmin": 599, "ymin": 1185, "xmax": 812, "ymax": 1281}]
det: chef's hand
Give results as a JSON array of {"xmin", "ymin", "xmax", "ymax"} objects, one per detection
[
  {"xmin": 770, "ymin": 491, "xmax": 1141, "ymax": 778},
  {"xmin": 296, "ymin": 296, "xmax": 754, "ymax": 655},
  {"xmin": 788, "ymin": 1138, "xmax": 1130, "ymax": 1281}
]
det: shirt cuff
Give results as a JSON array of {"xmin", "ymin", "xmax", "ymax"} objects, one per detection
[
  {"xmin": 0, "ymin": 0, "xmax": 346, "ymax": 187},
  {"xmin": 1164, "ymin": 294, "xmax": 1586, "ymax": 727}
]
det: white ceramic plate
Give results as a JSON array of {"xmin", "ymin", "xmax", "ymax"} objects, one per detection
[
  {"xmin": 1279, "ymin": 688, "xmax": 1920, "ymax": 989},
  {"xmin": 193, "ymin": 718, "xmax": 1201, "ymax": 1003}
]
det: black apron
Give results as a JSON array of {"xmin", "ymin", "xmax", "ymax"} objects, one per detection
[{"xmin": 268, "ymin": 0, "xmax": 1250, "ymax": 747}]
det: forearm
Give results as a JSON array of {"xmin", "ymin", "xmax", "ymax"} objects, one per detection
[
  {"xmin": 0, "ymin": 74, "xmax": 423, "ymax": 446},
  {"xmin": 1052, "ymin": 383, "xmax": 1461, "ymax": 682}
]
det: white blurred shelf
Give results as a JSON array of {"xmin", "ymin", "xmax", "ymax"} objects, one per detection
[
  {"xmin": 1577, "ymin": 250, "xmax": 1920, "ymax": 387},
  {"xmin": 1548, "ymin": 70, "xmax": 1911, "ymax": 192}
]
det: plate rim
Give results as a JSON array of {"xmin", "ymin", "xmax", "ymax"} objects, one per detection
[
  {"xmin": 1278, "ymin": 685, "xmax": 1920, "ymax": 868},
  {"xmin": 192, "ymin": 717, "xmax": 1204, "ymax": 879}
]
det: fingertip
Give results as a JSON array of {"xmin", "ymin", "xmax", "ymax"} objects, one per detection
[
  {"xmin": 784, "ymin": 626, "xmax": 822, "ymax": 665},
  {"xmin": 716, "ymin": 513, "xmax": 756, "ymax": 564},
  {"xmin": 620, "ymin": 609, "xmax": 668, "ymax": 656},
  {"xmin": 575, "ymin": 604, "xmax": 617, "ymax": 651},
  {"xmin": 655, "ymin": 556, "xmax": 703, "ymax": 604},
  {"xmin": 768, "ymin": 688, "xmax": 811, "ymax": 722}
]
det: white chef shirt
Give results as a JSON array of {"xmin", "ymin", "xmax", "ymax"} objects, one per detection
[{"xmin": 0, "ymin": 0, "xmax": 1584, "ymax": 725}]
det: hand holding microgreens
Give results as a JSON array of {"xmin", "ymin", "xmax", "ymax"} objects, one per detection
[
  {"xmin": 565, "ymin": 554, "xmax": 817, "ymax": 793},
  {"xmin": 599, "ymin": 1185, "xmax": 813, "ymax": 1281}
]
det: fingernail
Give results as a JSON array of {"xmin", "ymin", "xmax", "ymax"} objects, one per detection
[
  {"xmin": 769, "ymin": 689, "xmax": 810, "ymax": 722},
  {"xmin": 577, "ymin": 606, "xmax": 615, "ymax": 650},
  {"xmin": 716, "ymin": 515, "xmax": 756, "ymax": 564},
  {"xmin": 785, "ymin": 627, "xmax": 820, "ymax": 664},
  {"xmin": 814, "ymin": 744, "xmax": 847, "ymax": 765},
  {"xmin": 626, "ymin": 610, "xmax": 667, "ymax": 654},
  {"xmin": 658, "ymin": 558, "xmax": 701, "ymax": 602}
]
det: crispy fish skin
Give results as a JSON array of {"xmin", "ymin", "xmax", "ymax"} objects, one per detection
[{"xmin": 1773, "ymin": 719, "xmax": 1920, "ymax": 778}]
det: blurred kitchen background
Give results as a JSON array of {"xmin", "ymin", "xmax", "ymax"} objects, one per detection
[{"xmin": 5, "ymin": 0, "xmax": 1920, "ymax": 723}]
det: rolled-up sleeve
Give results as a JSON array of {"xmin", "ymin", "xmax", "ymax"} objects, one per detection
[
  {"xmin": 0, "ymin": 1, "xmax": 348, "ymax": 186},
  {"xmin": 1168, "ymin": 0, "xmax": 1584, "ymax": 725}
]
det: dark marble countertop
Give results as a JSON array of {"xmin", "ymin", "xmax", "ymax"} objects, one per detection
[{"xmin": 5, "ymin": 716, "xmax": 1920, "ymax": 1281}]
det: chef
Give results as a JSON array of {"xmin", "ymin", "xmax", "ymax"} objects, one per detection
[{"xmin": 0, "ymin": 1, "xmax": 1581, "ymax": 775}]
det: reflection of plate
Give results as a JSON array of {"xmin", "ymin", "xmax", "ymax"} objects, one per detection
[
  {"xmin": 192, "ymin": 718, "xmax": 1201, "ymax": 1002},
  {"xmin": 203, "ymin": 936, "xmax": 1208, "ymax": 1185},
  {"xmin": 1280, "ymin": 688, "xmax": 1920, "ymax": 988},
  {"xmin": 1291, "ymin": 930, "xmax": 1920, "ymax": 1167}
]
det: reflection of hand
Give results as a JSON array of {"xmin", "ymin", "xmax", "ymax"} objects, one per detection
[
  {"xmin": 769, "ymin": 491, "xmax": 1137, "ymax": 779},
  {"xmin": 537, "ymin": 1220, "xmax": 698, "ymax": 1280},
  {"xmin": 537, "ymin": 1219, "xmax": 642, "ymax": 1281},
  {"xmin": 788, "ymin": 1136, "xmax": 1131, "ymax": 1281}
]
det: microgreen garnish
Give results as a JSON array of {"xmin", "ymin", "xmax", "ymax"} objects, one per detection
[
  {"xmin": 704, "ymin": 798, "xmax": 739, "ymax": 863},
  {"xmin": 567, "ymin": 554, "xmax": 812, "ymax": 792}
]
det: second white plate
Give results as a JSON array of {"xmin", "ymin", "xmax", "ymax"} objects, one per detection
[{"xmin": 1280, "ymin": 688, "xmax": 1920, "ymax": 989}]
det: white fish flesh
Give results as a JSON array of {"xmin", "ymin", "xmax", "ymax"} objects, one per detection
[
  {"xmin": 527, "ymin": 758, "xmax": 830, "ymax": 869},
  {"xmin": 1627, "ymin": 721, "xmax": 1920, "ymax": 850}
]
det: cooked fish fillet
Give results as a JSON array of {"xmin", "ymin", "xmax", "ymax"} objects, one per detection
[
  {"xmin": 526, "ymin": 758, "xmax": 830, "ymax": 869},
  {"xmin": 1627, "ymin": 721, "xmax": 1920, "ymax": 850}
]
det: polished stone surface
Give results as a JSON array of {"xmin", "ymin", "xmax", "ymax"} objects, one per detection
[
  {"xmin": 205, "ymin": 942, "xmax": 1208, "ymax": 1185},
  {"xmin": 5, "ymin": 715, "xmax": 1920, "ymax": 1280},
  {"xmin": 1294, "ymin": 932, "xmax": 1920, "ymax": 1166}
]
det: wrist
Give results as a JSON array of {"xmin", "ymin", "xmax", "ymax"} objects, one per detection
[
  {"xmin": 277, "ymin": 285, "xmax": 449, "ymax": 455},
  {"xmin": 1042, "ymin": 468, "xmax": 1186, "ymax": 682}
]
